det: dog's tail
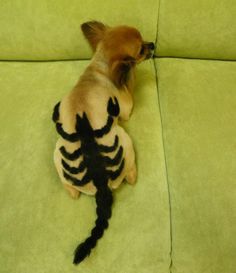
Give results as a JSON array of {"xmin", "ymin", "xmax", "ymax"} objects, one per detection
[{"xmin": 73, "ymin": 183, "xmax": 113, "ymax": 264}]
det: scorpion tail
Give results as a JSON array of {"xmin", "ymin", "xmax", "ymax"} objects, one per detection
[{"xmin": 73, "ymin": 185, "xmax": 113, "ymax": 265}]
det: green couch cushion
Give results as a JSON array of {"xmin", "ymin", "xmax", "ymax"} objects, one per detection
[
  {"xmin": 155, "ymin": 58, "xmax": 236, "ymax": 273},
  {"xmin": 0, "ymin": 60, "xmax": 171, "ymax": 272},
  {"xmin": 156, "ymin": 0, "xmax": 236, "ymax": 60},
  {"xmin": 0, "ymin": 0, "xmax": 159, "ymax": 61}
]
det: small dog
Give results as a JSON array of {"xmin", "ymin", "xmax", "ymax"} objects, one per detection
[{"xmin": 52, "ymin": 21, "xmax": 154, "ymax": 264}]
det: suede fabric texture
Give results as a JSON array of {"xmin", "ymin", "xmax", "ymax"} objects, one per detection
[
  {"xmin": 1, "ymin": 0, "xmax": 236, "ymax": 272},
  {"xmin": 0, "ymin": 60, "xmax": 171, "ymax": 273},
  {"xmin": 156, "ymin": 0, "xmax": 236, "ymax": 60},
  {"xmin": 0, "ymin": 0, "xmax": 159, "ymax": 60},
  {"xmin": 155, "ymin": 58, "xmax": 236, "ymax": 273}
]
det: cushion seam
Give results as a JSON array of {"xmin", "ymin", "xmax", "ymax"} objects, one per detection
[
  {"xmin": 154, "ymin": 0, "xmax": 162, "ymax": 49},
  {"xmin": 153, "ymin": 58, "xmax": 173, "ymax": 273},
  {"xmin": 154, "ymin": 55, "xmax": 236, "ymax": 62}
]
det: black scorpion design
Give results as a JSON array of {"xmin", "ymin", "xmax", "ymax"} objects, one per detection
[{"xmin": 52, "ymin": 97, "xmax": 125, "ymax": 264}]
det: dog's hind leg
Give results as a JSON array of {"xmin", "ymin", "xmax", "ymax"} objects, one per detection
[
  {"xmin": 125, "ymin": 163, "xmax": 137, "ymax": 185},
  {"xmin": 63, "ymin": 183, "xmax": 81, "ymax": 199}
]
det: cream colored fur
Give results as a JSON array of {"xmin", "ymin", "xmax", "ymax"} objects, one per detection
[{"xmin": 53, "ymin": 21, "xmax": 153, "ymax": 197}]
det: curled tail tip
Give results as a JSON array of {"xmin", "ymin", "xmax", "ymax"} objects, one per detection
[
  {"xmin": 73, "ymin": 256, "xmax": 84, "ymax": 265},
  {"xmin": 73, "ymin": 243, "xmax": 91, "ymax": 265},
  {"xmin": 73, "ymin": 254, "xmax": 85, "ymax": 265}
]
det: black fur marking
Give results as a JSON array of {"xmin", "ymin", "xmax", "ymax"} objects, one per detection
[
  {"xmin": 75, "ymin": 113, "xmax": 94, "ymax": 140},
  {"xmin": 73, "ymin": 186, "xmax": 113, "ymax": 264},
  {"xmin": 72, "ymin": 109, "xmax": 125, "ymax": 265},
  {"xmin": 63, "ymin": 170, "xmax": 91, "ymax": 186},
  {"xmin": 62, "ymin": 159, "xmax": 86, "ymax": 175},
  {"xmin": 93, "ymin": 116, "xmax": 114, "ymax": 138},
  {"xmin": 107, "ymin": 159, "xmax": 125, "ymax": 180},
  {"xmin": 107, "ymin": 97, "xmax": 120, "ymax": 117},
  {"xmin": 52, "ymin": 102, "xmax": 60, "ymax": 122},
  {"xmin": 60, "ymin": 146, "xmax": 82, "ymax": 161},
  {"xmin": 98, "ymin": 135, "xmax": 119, "ymax": 153},
  {"xmin": 103, "ymin": 146, "xmax": 123, "ymax": 167},
  {"xmin": 52, "ymin": 97, "xmax": 125, "ymax": 264},
  {"xmin": 56, "ymin": 123, "xmax": 80, "ymax": 142},
  {"xmin": 93, "ymin": 97, "xmax": 119, "ymax": 138}
]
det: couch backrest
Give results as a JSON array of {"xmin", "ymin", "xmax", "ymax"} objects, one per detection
[
  {"xmin": 0, "ymin": 0, "xmax": 159, "ymax": 61},
  {"xmin": 1, "ymin": 0, "xmax": 235, "ymax": 61},
  {"xmin": 156, "ymin": 0, "xmax": 236, "ymax": 60}
]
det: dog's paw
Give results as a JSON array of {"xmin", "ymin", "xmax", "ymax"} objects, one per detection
[
  {"xmin": 126, "ymin": 165, "xmax": 137, "ymax": 185},
  {"xmin": 63, "ymin": 184, "xmax": 81, "ymax": 199}
]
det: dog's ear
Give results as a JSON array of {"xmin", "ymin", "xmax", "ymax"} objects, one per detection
[
  {"xmin": 110, "ymin": 56, "xmax": 136, "ymax": 89},
  {"xmin": 81, "ymin": 21, "xmax": 107, "ymax": 51}
]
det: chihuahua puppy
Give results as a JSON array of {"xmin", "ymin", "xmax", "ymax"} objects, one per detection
[{"xmin": 52, "ymin": 21, "xmax": 154, "ymax": 264}]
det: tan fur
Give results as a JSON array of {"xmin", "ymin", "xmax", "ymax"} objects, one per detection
[{"xmin": 53, "ymin": 21, "xmax": 154, "ymax": 197}]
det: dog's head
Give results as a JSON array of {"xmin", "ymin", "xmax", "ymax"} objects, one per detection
[{"xmin": 81, "ymin": 21, "xmax": 154, "ymax": 88}]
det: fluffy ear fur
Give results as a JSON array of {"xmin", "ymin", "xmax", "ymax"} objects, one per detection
[
  {"xmin": 110, "ymin": 56, "xmax": 136, "ymax": 89},
  {"xmin": 81, "ymin": 21, "xmax": 107, "ymax": 51}
]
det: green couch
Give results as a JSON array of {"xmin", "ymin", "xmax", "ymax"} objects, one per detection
[{"xmin": 0, "ymin": 1, "xmax": 235, "ymax": 272}]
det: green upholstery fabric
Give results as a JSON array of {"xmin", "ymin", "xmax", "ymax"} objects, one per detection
[
  {"xmin": 156, "ymin": 0, "xmax": 236, "ymax": 60},
  {"xmin": 0, "ymin": 60, "xmax": 171, "ymax": 272},
  {"xmin": 1, "ymin": 0, "xmax": 236, "ymax": 272},
  {"xmin": 155, "ymin": 58, "xmax": 236, "ymax": 273},
  {"xmin": 0, "ymin": 0, "xmax": 159, "ymax": 60}
]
